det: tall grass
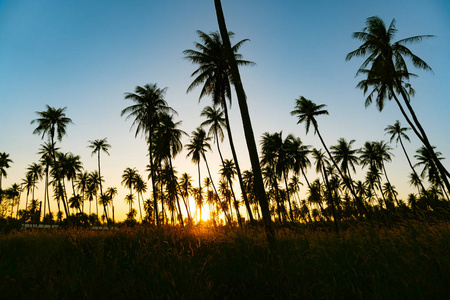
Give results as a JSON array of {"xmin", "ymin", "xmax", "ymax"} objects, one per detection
[{"xmin": 1, "ymin": 222, "xmax": 449, "ymax": 299}]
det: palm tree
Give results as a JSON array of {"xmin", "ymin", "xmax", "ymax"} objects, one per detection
[
  {"xmin": 179, "ymin": 172, "xmax": 193, "ymax": 223},
  {"xmin": 31, "ymin": 105, "xmax": 73, "ymax": 218},
  {"xmin": 201, "ymin": 106, "xmax": 226, "ymax": 161},
  {"xmin": 360, "ymin": 142, "xmax": 389, "ymax": 209},
  {"xmin": 134, "ymin": 173, "xmax": 147, "ymax": 222},
  {"xmin": 88, "ymin": 138, "xmax": 110, "ymax": 197},
  {"xmin": 184, "ymin": 29, "xmax": 256, "ymax": 225},
  {"xmin": 214, "ymin": 0, "xmax": 274, "ymax": 243},
  {"xmin": 105, "ymin": 187, "xmax": 118, "ymax": 223},
  {"xmin": 220, "ymin": 159, "xmax": 242, "ymax": 227},
  {"xmin": 121, "ymin": 83, "xmax": 175, "ymax": 226},
  {"xmin": 122, "ymin": 167, "xmax": 138, "ymax": 214},
  {"xmin": 331, "ymin": 138, "xmax": 359, "ymax": 188},
  {"xmin": 0, "ymin": 152, "xmax": 13, "ymax": 193},
  {"xmin": 185, "ymin": 127, "xmax": 213, "ymax": 209},
  {"xmin": 87, "ymin": 171, "xmax": 101, "ymax": 215},
  {"xmin": 414, "ymin": 146, "xmax": 448, "ymax": 200},
  {"xmin": 26, "ymin": 162, "xmax": 43, "ymax": 206},
  {"xmin": 385, "ymin": 120, "xmax": 426, "ymax": 194},
  {"xmin": 38, "ymin": 142, "xmax": 57, "ymax": 219},
  {"xmin": 154, "ymin": 112, "xmax": 187, "ymax": 225},
  {"xmin": 346, "ymin": 16, "xmax": 450, "ymax": 194},
  {"xmin": 291, "ymin": 96, "xmax": 368, "ymax": 218}
]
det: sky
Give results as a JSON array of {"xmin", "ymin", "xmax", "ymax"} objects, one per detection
[{"xmin": 1, "ymin": 0, "xmax": 449, "ymax": 221}]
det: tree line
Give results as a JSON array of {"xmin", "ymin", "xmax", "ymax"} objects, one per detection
[{"xmin": 1, "ymin": 13, "xmax": 449, "ymax": 234}]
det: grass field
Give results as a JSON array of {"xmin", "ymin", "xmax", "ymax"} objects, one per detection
[{"xmin": 1, "ymin": 222, "xmax": 449, "ymax": 299}]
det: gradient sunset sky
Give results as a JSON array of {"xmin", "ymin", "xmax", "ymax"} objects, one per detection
[{"xmin": 1, "ymin": 0, "xmax": 449, "ymax": 221}]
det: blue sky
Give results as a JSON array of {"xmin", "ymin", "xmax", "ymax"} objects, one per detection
[{"xmin": 1, "ymin": 0, "xmax": 449, "ymax": 221}]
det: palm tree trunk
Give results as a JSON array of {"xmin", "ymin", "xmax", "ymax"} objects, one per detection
[
  {"xmin": 214, "ymin": 0, "xmax": 275, "ymax": 247},
  {"xmin": 228, "ymin": 178, "xmax": 243, "ymax": 227},
  {"xmin": 148, "ymin": 126, "xmax": 160, "ymax": 227},
  {"xmin": 222, "ymin": 99, "xmax": 255, "ymax": 225},
  {"xmin": 393, "ymin": 88, "xmax": 450, "ymax": 195},
  {"xmin": 283, "ymin": 170, "xmax": 294, "ymax": 222},
  {"xmin": 398, "ymin": 137, "xmax": 427, "ymax": 194}
]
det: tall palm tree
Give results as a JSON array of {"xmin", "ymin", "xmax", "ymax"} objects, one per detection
[
  {"xmin": 76, "ymin": 171, "xmax": 89, "ymax": 213},
  {"xmin": 0, "ymin": 152, "xmax": 13, "ymax": 193},
  {"xmin": 291, "ymin": 96, "xmax": 368, "ymax": 217},
  {"xmin": 121, "ymin": 83, "xmax": 175, "ymax": 226},
  {"xmin": 346, "ymin": 16, "xmax": 450, "ymax": 194},
  {"xmin": 122, "ymin": 167, "xmax": 138, "ymax": 214},
  {"xmin": 38, "ymin": 142, "xmax": 57, "ymax": 219},
  {"xmin": 88, "ymin": 138, "xmax": 110, "ymax": 197},
  {"xmin": 331, "ymin": 138, "xmax": 359, "ymax": 188},
  {"xmin": 220, "ymin": 159, "xmax": 242, "ymax": 227},
  {"xmin": 87, "ymin": 171, "xmax": 101, "ymax": 216},
  {"xmin": 214, "ymin": 0, "xmax": 274, "ymax": 243},
  {"xmin": 31, "ymin": 105, "xmax": 73, "ymax": 218},
  {"xmin": 154, "ymin": 112, "xmax": 187, "ymax": 225},
  {"xmin": 184, "ymin": 29, "xmax": 256, "ymax": 225},
  {"xmin": 26, "ymin": 162, "xmax": 43, "ymax": 207},
  {"xmin": 385, "ymin": 120, "xmax": 426, "ymax": 194},
  {"xmin": 105, "ymin": 187, "xmax": 118, "ymax": 223},
  {"xmin": 360, "ymin": 142, "xmax": 388, "ymax": 209},
  {"xmin": 185, "ymin": 127, "xmax": 213, "ymax": 210},
  {"xmin": 179, "ymin": 172, "xmax": 193, "ymax": 223},
  {"xmin": 134, "ymin": 173, "xmax": 147, "ymax": 222}
]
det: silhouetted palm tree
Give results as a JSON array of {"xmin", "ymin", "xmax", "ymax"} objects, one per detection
[
  {"xmin": 31, "ymin": 105, "xmax": 73, "ymax": 218},
  {"xmin": 38, "ymin": 142, "xmax": 57, "ymax": 218},
  {"xmin": 186, "ymin": 127, "xmax": 212, "ymax": 210},
  {"xmin": 121, "ymin": 83, "xmax": 174, "ymax": 226},
  {"xmin": 220, "ymin": 159, "xmax": 242, "ymax": 227},
  {"xmin": 179, "ymin": 172, "xmax": 193, "ymax": 223},
  {"xmin": 0, "ymin": 152, "xmax": 13, "ymax": 193},
  {"xmin": 331, "ymin": 138, "xmax": 359, "ymax": 188},
  {"xmin": 346, "ymin": 16, "xmax": 450, "ymax": 194},
  {"xmin": 291, "ymin": 96, "xmax": 367, "ymax": 218},
  {"xmin": 385, "ymin": 120, "xmax": 426, "ymax": 194},
  {"xmin": 26, "ymin": 162, "xmax": 43, "ymax": 206},
  {"xmin": 122, "ymin": 167, "xmax": 138, "ymax": 214},
  {"xmin": 214, "ymin": 0, "xmax": 274, "ymax": 242},
  {"xmin": 415, "ymin": 146, "xmax": 448, "ymax": 200},
  {"xmin": 184, "ymin": 29, "xmax": 256, "ymax": 225}
]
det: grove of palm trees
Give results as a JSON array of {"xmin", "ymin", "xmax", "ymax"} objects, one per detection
[{"xmin": 1, "ymin": 1, "xmax": 449, "ymax": 298}]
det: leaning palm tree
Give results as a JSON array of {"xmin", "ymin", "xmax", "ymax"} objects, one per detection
[
  {"xmin": 184, "ymin": 29, "xmax": 255, "ymax": 225},
  {"xmin": 0, "ymin": 152, "xmax": 13, "ymax": 193},
  {"xmin": 385, "ymin": 120, "xmax": 426, "ymax": 194},
  {"xmin": 213, "ymin": 0, "xmax": 274, "ymax": 243},
  {"xmin": 291, "ymin": 96, "xmax": 368, "ymax": 218},
  {"xmin": 121, "ymin": 83, "xmax": 175, "ymax": 226},
  {"xmin": 346, "ymin": 16, "xmax": 450, "ymax": 194},
  {"xmin": 414, "ymin": 146, "xmax": 448, "ymax": 200},
  {"xmin": 31, "ymin": 105, "xmax": 73, "ymax": 218}
]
